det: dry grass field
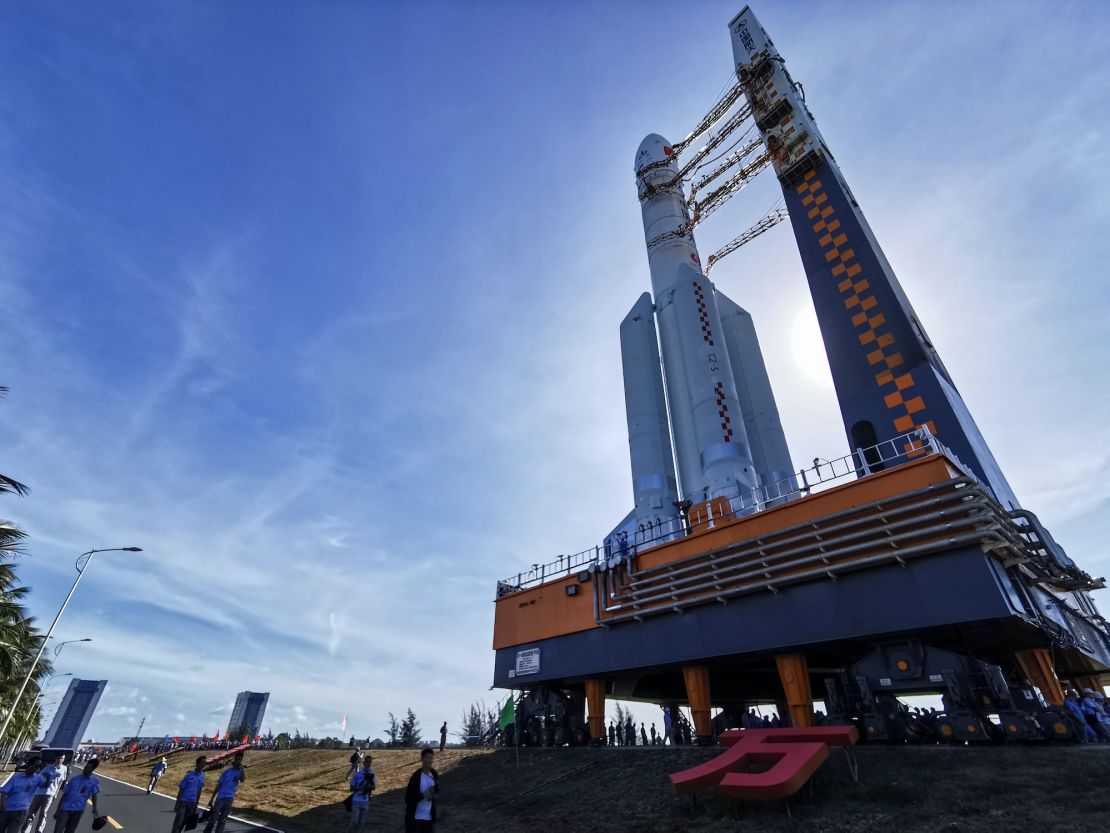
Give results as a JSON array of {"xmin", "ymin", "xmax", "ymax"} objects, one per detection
[{"xmin": 99, "ymin": 743, "xmax": 1110, "ymax": 832}]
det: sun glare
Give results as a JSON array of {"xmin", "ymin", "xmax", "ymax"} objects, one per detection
[{"xmin": 789, "ymin": 303, "xmax": 833, "ymax": 387}]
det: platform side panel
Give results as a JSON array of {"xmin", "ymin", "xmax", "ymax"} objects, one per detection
[
  {"xmin": 495, "ymin": 456, "xmax": 961, "ymax": 651},
  {"xmin": 621, "ymin": 293, "xmax": 681, "ymax": 528},
  {"xmin": 493, "ymin": 574, "xmax": 598, "ymax": 651},
  {"xmin": 493, "ymin": 547, "xmax": 1019, "ymax": 688},
  {"xmin": 715, "ymin": 291, "xmax": 796, "ymax": 489}
]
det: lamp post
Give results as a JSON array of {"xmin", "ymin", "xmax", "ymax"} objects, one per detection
[
  {"xmin": 0, "ymin": 547, "xmax": 142, "ymax": 747},
  {"xmin": 53, "ymin": 638, "xmax": 92, "ymax": 659}
]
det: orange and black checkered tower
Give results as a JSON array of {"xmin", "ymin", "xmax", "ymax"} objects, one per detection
[{"xmin": 729, "ymin": 7, "xmax": 1018, "ymax": 509}]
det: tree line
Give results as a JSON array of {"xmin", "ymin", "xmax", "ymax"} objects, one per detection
[{"xmin": 0, "ymin": 387, "xmax": 53, "ymax": 757}]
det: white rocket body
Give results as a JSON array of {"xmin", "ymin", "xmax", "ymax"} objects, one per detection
[
  {"xmin": 620, "ymin": 292, "xmax": 681, "ymax": 532},
  {"xmin": 635, "ymin": 134, "xmax": 760, "ymax": 505}
]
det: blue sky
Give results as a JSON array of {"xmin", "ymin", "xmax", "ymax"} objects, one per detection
[{"xmin": 2, "ymin": 0, "xmax": 1109, "ymax": 741}]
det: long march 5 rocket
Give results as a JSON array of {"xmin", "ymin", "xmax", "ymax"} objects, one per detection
[{"xmin": 609, "ymin": 135, "xmax": 795, "ymax": 549}]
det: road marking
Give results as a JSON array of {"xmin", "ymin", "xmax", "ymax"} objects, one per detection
[
  {"xmin": 106, "ymin": 817, "xmax": 123, "ymax": 829},
  {"xmin": 97, "ymin": 774, "xmax": 284, "ymax": 832}
]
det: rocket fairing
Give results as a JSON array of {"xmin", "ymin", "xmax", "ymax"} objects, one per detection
[
  {"xmin": 635, "ymin": 133, "xmax": 760, "ymax": 506},
  {"xmin": 714, "ymin": 291, "xmax": 796, "ymax": 496},
  {"xmin": 620, "ymin": 293, "xmax": 680, "ymax": 530},
  {"xmin": 728, "ymin": 6, "xmax": 1019, "ymax": 508}
]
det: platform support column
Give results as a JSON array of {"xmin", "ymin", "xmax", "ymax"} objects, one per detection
[
  {"xmin": 682, "ymin": 666, "xmax": 714, "ymax": 744},
  {"xmin": 585, "ymin": 679, "xmax": 606, "ymax": 745},
  {"xmin": 1014, "ymin": 648, "xmax": 1065, "ymax": 706},
  {"xmin": 1072, "ymin": 675, "xmax": 1105, "ymax": 697},
  {"xmin": 775, "ymin": 653, "xmax": 814, "ymax": 728}
]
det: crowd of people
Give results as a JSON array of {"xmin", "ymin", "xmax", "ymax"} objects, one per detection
[{"xmin": 1063, "ymin": 688, "xmax": 1110, "ymax": 742}]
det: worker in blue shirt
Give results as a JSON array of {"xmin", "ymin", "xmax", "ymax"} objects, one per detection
[
  {"xmin": 347, "ymin": 756, "xmax": 376, "ymax": 832},
  {"xmin": 1063, "ymin": 689, "xmax": 1096, "ymax": 742},
  {"xmin": 148, "ymin": 757, "xmax": 168, "ymax": 794},
  {"xmin": 1080, "ymin": 689, "xmax": 1110, "ymax": 742},
  {"xmin": 52, "ymin": 758, "xmax": 100, "ymax": 833},
  {"xmin": 203, "ymin": 752, "xmax": 246, "ymax": 833},
  {"xmin": 0, "ymin": 757, "xmax": 44, "ymax": 833},
  {"xmin": 170, "ymin": 756, "xmax": 207, "ymax": 833}
]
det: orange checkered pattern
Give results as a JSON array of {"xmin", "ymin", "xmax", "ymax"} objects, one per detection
[{"xmin": 795, "ymin": 170, "xmax": 935, "ymax": 453}]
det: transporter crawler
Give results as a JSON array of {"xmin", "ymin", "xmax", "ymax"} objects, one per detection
[{"xmin": 492, "ymin": 6, "xmax": 1109, "ymax": 745}]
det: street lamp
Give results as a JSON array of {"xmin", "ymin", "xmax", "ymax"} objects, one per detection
[
  {"xmin": 53, "ymin": 638, "xmax": 92, "ymax": 659},
  {"xmin": 0, "ymin": 547, "xmax": 142, "ymax": 747}
]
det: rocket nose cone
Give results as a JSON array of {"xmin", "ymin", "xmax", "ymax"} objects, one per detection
[{"xmin": 635, "ymin": 134, "xmax": 675, "ymax": 172}]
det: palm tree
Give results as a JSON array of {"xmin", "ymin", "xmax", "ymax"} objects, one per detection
[{"xmin": 0, "ymin": 386, "xmax": 50, "ymax": 748}]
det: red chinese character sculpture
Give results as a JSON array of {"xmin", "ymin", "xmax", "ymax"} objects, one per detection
[{"xmin": 670, "ymin": 726, "xmax": 859, "ymax": 800}]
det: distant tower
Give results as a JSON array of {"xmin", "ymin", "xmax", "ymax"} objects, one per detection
[
  {"xmin": 226, "ymin": 691, "xmax": 269, "ymax": 738},
  {"xmin": 43, "ymin": 679, "xmax": 107, "ymax": 748}
]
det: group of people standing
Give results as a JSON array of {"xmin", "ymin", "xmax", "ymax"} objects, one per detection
[
  {"xmin": 1064, "ymin": 688, "xmax": 1110, "ymax": 742},
  {"xmin": 607, "ymin": 719, "xmax": 659, "ymax": 746},
  {"xmin": 0, "ymin": 756, "xmax": 102, "ymax": 833},
  {"xmin": 606, "ymin": 707, "xmax": 689, "ymax": 746},
  {"xmin": 343, "ymin": 746, "xmax": 440, "ymax": 832}
]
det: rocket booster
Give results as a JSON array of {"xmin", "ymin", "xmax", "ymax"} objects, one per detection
[
  {"xmin": 635, "ymin": 134, "xmax": 760, "ymax": 505},
  {"xmin": 621, "ymin": 292, "xmax": 680, "ymax": 528}
]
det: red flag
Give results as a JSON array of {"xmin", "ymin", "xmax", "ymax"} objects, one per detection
[
  {"xmin": 214, "ymin": 730, "xmax": 220, "ymax": 741},
  {"xmin": 189, "ymin": 737, "xmax": 196, "ymax": 744},
  {"xmin": 242, "ymin": 735, "xmax": 248, "ymax": 744}
]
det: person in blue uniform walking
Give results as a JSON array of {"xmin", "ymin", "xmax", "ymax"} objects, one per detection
[
  {"xmin": 170, "ymin": 757, "xmax": 206, "ymax": 833},
  {"xmin": 52, "ymin": 758, "xmax": 101, "ymax": 833},
  {"xmin": 0, "ymin": 758, "xmax": 44, "ymax": 833},
  {"xmin": 148, "ymin": 757, "xmax": 168, "ymax": 794},
  {"xmin": 203, "ymin": 752, "xmax": 246, "ymax": 833}
]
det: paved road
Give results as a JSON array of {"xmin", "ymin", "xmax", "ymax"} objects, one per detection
[{"xmin": 60, "ymin": 775, "xmax": 283, "ymax": 833}]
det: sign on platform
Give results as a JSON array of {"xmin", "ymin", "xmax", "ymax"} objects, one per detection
[{"xmin": 514, "ymin": 648, "xmax": 541, "ymax": 676}]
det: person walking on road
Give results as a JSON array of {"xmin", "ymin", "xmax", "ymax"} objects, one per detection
[
  {"xmin": 52, "ymin": 758, "xmax": 100, "ymax": 833},
  {"xmin": 346, "ymin": 756, "xmax": 376, "ymax": 832},
  {"xmin": 203, "ymin": 752, "xmax": 246, "ymax": 833},
  {"xmin": 148, "ymin": 757, "xmax": 168, "ymax": 794},
  {"xmin": 24, "ymin": 754, "xmax": 64, "ymax": 833},
  {"xmin": 439, "ymin": 722, "xmax": 447, "ymax": 752},
  {"xmin": 170, "ymin": 756, "xmax": 206, "ymax": 833},
  {"xmin": 403, "ymin": 747, "xmax": 439, "ymax": 833},
  {"xmin": 0, "ymin": 758, "xmax": 44, "ymax": 833},
  {"xmin": 345, "ymin": 749, "xmax": 362, "ymax": 780}
]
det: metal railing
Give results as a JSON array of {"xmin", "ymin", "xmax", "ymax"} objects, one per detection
[{"xmin": 495, "ymin": 427, "xmax": 959, "ymax": 596}]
